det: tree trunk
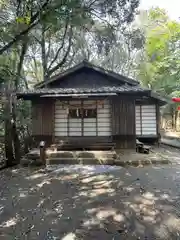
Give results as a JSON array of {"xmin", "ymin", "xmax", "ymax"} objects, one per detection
[
  {"xmin": 173, "ymin": 110, "xmax": 176, "ymax": 131},
  {"xmin": 12, "ymin": 100, "xmax": 21, "ymax": 164},
  {"xmin": 4, "ymin": 89, "xmax": 20, "ymax": 167},
  {"xmin": 175, "ymin": 110, "xmax": 179, "ymax": 131},
  {"xmin": 4, "ymin": 94, "xmax": 15, "ymax": 167},
  {"xmin": 171, "ymin": 106, "xmax": 175, "ymax": 131}
]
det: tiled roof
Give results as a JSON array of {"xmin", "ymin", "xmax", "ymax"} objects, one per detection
[
  {"xmin": 17, "ymin": 85, "xmax": 149, "ymax": 97},
  {"xmin": 16, "ymin": 85, "xmax": 169, "ymax": 105}
]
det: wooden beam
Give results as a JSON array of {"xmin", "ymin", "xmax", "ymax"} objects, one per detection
[{"xmin": 41, "ymin": 93, "xmax": 117, "ymax": 97}]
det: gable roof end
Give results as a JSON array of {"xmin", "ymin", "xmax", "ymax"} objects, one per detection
[{"xmin": 35, "ymin": 60, "xmax": 139, "ymax": 89}]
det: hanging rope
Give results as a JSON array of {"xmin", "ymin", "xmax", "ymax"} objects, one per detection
[{"xmin": 60, "ymin": 97, "xmax": 109, "ymax": 109}]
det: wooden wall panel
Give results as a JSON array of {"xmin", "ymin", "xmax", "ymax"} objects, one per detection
[
  {"xmin": 49, "ymin": 68, "xmax": 123, "ymax": 88},
  {"xmin": 41, "ymin": 100, "xmax": 54, "ymax": 136},
  {"xmin": 32, "ymin": 100, "xmax": 42, "ymax": 135},
  {"xmin": 111, "ymin": 96, "xmax": 136, "ymax": 149},
  {"xmin": 32, "ymin": 99, "xmax": 54, "ymax": 135}
]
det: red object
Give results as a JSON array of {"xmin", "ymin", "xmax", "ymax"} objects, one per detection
[
  {"xmin": 178, "ymin": 106, "xmax": 180, "ymax": 110},
  {"xmin": 172, "ymin": 97, "xmax": 180, "ymax": 102}
]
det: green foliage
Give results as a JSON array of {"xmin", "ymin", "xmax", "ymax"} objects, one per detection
[
  {"xmin": 0, "ymin": 0, "xmax": 140, "ymax": 55},
  {"xmin": 137, "ymin": 7, "xmax": 180, "ymax": 100},
  {"xmin": 148, "ymin": 7, "xmax": 168, "ymax": 23}
]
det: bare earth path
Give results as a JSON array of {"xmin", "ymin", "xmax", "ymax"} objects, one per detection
[{"xmin": 1, "ymin": 163, "xmax": 180, "ymax": 239}]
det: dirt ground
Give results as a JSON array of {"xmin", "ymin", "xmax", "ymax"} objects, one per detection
[{"xmin": 1, "ymin": 161, "xmax": 180, "ymax": 239}]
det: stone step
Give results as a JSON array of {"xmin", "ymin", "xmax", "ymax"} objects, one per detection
[
  {"xmin": 48, "ymin": 150, "xmax": 116, "ymax": 159},
  {"xmin": 46, "ymin": 158, "xmax": 115, "ymax": 165}
]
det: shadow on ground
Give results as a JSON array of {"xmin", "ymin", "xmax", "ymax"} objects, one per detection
[{"xmin": 0, "ymin": 164, "xmax": 180, "ymax": 239}]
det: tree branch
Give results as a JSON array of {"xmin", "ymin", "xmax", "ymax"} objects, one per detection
[
  {"xmin": 47, "ymin": 27, "xmax": 73, "ymax": 77},
  {"xmin": 40, "ymin": 23, "xmax": 48, "ymax": 80},
  {"xmin": 87, "ymin": 0, "xmax": 99, "ymax": 8},
  {"xmin": 15, "ymin": 39, "xmax": 28, "ymax": 90},
  {"xmin": 47, "ymin": 19, "xmax": 69, "ymax": 71},
  {"xmin": 32, "ymin": 35, "xmax": 42, "ymax": 44},
  {"xmin": 46, "ymin": 36, "xmax": 51, "ymax": 61},
  {"xmin": 90, "ymin": 9, "xmax": 116, "ymax": 30},
  {"xmin": 29, "ymin": 56, "xmax": 42, "ymax": 83},
  {"xmin": 21, "ymin": 68, "xmax": 29, "ymax": 90},
  {"xmin": 0, "ymin": 0, "xmax": 51, "ymax": 55}
]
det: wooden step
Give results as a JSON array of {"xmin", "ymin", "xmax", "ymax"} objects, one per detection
[{"xmin": 56, "ymin": 142, "xmax": 116, "ymax": 151}]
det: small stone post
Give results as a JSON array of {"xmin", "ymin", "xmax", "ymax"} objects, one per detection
[{"xmin": 39, "ymin": 141, "xmax": 46, "ymax": 165}]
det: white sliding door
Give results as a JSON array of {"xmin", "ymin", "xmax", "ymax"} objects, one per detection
[
  {"xmin": 136, "ymin": 105, "xmax": 157, "ymax": 136},
  {"xmin": 83, "ymin": 100, "xmax": 96, "ymax": 136},
  {"xmin": 55, "ymin": 99, "xmax": 111, "ymax": 137},
  {"xmin": 54, "ymin": 100, "xmax": 68, "ymax": 136},
  {"xmin": 97, "ymin": 99, "xmax": 111, "ymax": 136}
]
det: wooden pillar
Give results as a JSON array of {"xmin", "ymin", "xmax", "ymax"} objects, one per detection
[
  {"xmin": 39, "ymin": 141, "xmax": 46, "ymax": 165},
  {"xmin": 156, "ymin": 103, "xmax": 160, "ymax": 146},
  {"xmin": 67, "ymin": 100, "xmax": 70, "ymax": 137},
  {"xmin": 132, "ymin": 98, "xmax": 136, "ymax": 148},
  {"xmin": 52, "ymin": 100, "xmax": 55, "ymax": 143},
  {"xmin": 81, "ymin": 100, "xmax": 83, "ymax": 137}
]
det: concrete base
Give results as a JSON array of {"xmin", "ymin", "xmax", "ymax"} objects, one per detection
[
  {"xmin": 161, "ymin": 138, "xmax": 180, "ymax": 148},
  {"xmin": 114, "ymin": 158, "xmax": 170, "ymax": 167},
  {"xmin": 115, "ymin": 149, "xmax": 171, "ymax": 166},
  {"xmin": 23, "ymin": 148, "xmax": 171, "ymax": 167}
]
